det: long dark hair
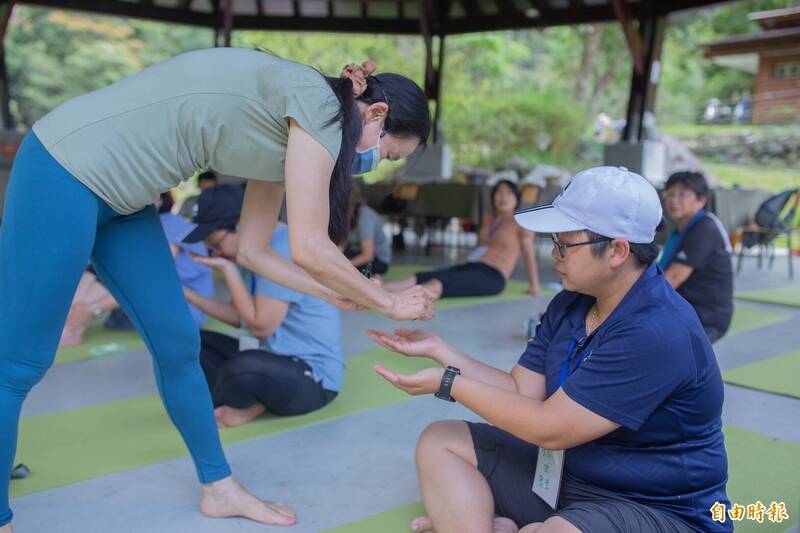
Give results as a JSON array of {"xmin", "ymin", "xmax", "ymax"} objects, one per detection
[
  {"xmin": 324, "ymin": 73, "xmax": 430, "ymax": 243},
  {"xmin": 157, "ymin": 192, "xmax": 174, "ymax": 214},
  {"xmin": 490, "ymin": 179, "xmax": 521, "ymax": 214}
]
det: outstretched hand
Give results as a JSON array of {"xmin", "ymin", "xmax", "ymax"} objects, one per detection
[
  {"xmin": 367, "ymin": 328, "xmax": 445, "ymax": 361},
  {"xmin": 373, "ymin": 365, "xmax": 444, "ymax": 396},
  {"xmin": 190, "ymin": 254, "xmax": 235, "ymax": 272}
]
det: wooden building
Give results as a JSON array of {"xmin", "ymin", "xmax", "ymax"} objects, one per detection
[{"xmin": 705, "ymin": 7, "xmax": 800, "ymax": 124}]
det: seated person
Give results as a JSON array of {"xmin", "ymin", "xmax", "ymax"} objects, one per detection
[
  {"xmin": 182, "ymin": 185, "xmax": 343, "ymax": 428},
  {"xmin": 178, "ymin": 170, "xmax": 218, "ymax": 220},
  {"xmin": 58, "ymin": 267, "xmax": 117, "ymax": 347},
  {"xmin": 370, "ymin": 167, "xmax": 730, "ymax": 533},
  {"xmin": 59, "ymin": 192, "xmax": 211, "ymax": 346},
  {"xmin": 659, "ymin": 171, "xmax": 733, "ymax": 343},
  {"xmin": 345, "ymin": 190, "xmax": 392, "ymax": 276},
  {"xmin": 384, "ymin": 180, "xmax": 541, "ymax": 300}
]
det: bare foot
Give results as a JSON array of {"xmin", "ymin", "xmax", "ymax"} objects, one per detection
[
  {"xmin": 59, "ymin": 303, "xmax": 94, "ymax": 347},
  {"xmin": 411, "ymin": 515, "xmax": 519, "ymax": 533},
  {"xmin": 411, "ymin": 515, "xmax": 434, "ymax": 532},
  {"xmin": 58, "ymin": 327, "xmax": 85, "ymax": 348},
  {"xmin": 214, "ymin": 403, "xmax": 266, "ymax": 429},
  {"xmin": 0, "ymin": 524, "xmax": 13, "ymax": 533},
  {"xmin": 200, "ymin": 476, "xmax": 296, "ymax": 526}
]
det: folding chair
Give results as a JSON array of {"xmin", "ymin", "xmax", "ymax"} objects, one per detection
[{"xmin": 736, "ymin": 188, "xmax": 799, "ymax": 279}]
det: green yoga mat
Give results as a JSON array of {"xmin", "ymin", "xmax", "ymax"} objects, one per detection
[
  {"xmin": 54, "ymin": 318, "xmax": 238, "ymax": 367},
  {"xmin": 12, "ymin": 347, "xmax": 435, "ymax": 498},
  {"xmin": 326, "ymin": 502, "xmax": 426, "ymax": 533},
  {"xmin": 53, "ymin": 297, "xmax": 788, "ymax": 368},
  {"xmin": 54, "ymin": 325, "xmax": 146, "ymax": 366},
  {"xmin": 325, "ymin": 426, "xmax": 800, "ymax": 533},
  {"xmin": 728, "ymin": 305, "xmax": 791, "ymax": 336},
  {"xmin": 724, "ymin": 350, "xmax": 800, "ymax": 399},
  {"xmin": 724, "ymin": 426, "xmax": 800, "ymax": 532},
  {"xmin": 736, "ymin": 285, "xmax": 800, "ymax": 308}
]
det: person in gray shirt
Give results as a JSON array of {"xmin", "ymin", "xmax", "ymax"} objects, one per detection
[{"xmin": 346, "ymin": 198, "xmax": 392, "ymax": 275}]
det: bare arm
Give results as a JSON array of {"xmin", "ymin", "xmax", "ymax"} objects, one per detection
[
  {"xmin": 236, "ymin": 180, "xmax": 342, "ymax": 303},
  {"xmin": 183, "ymin": 288, "xmax": 241, "ymax": 327},
  {"xmin": 478, "ymin": 213, "xmax": 492, "ymax": 245},
  {"xmin": 367, "ymin": 328, "xmax": 546, "ymax": 399},
  {"xmin": 664, "ymin": 263, "xmax": 693, "ymax": 289},
  {"xmin": 282, "ymin": 120, "xmax": 432, "ymax": 320},
  {"xmin": 217, "ymin": 261, "xmax": 288, "ymax": 339},
  {"xmin": 439, "ymin": 344, "xmax": 545, "ymax": 398},
  {"xmin": 519, "ymin": 229, "xmax": 541, "ymax": 294},
  {"xmin": 374, "ymin": 364, "xmax": 617, "ymax": 449},
  {"xmin": 451, "ymin": 379, "xmax": 620, "ymax": 449},
  {"xmin": 348, "ymin": 239, "xmax": 375, "ymax": 268}
]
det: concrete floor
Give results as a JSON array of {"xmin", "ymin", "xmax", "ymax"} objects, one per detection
[{"xmin": 10, "ymin": 242, "xmax": 800, "ymax": 532}]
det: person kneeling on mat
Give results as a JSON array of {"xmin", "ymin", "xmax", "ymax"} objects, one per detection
[
  {"xmin": 183, "ymin": 185, "xmax": 343, "ymax": 428},
  {"xmin": 369, "ymin": 167, "xmax": 731, "ymax": 533}
]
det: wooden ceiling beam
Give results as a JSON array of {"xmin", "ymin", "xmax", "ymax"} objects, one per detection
[{"xmin": 16, "ymin": 0, "xmax": 738, "ymax": 35}]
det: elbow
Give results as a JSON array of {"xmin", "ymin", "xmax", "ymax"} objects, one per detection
[
  {"xmin": 249, "ymin": 328, "xmax": 272, "ymax": 341},
  {"xmin": 249, "ymin": 322, "xmax": 279, "ymax": 340},
  {"xmin": 536, "ymin": 435, "xmax": 568, "ymax": 450},
  {"xmin": 236, "ymin": 247, "xmax": 257, "ymax": 271},
  {"xmin": 291, "ymin": 237, "xmax": 328, "ymax": 276},
  {"xmin": 290, "ymin": 247, "xmax": 313, "ymax": 271},
  {"xmin": 521, "ymin": 427, "xmax": 566, "ymax": 450}
]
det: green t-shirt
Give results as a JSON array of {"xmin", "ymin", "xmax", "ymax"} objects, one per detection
[{"xmin": 33, "ymin": 48, "xmax": 342, "ymax": 215}]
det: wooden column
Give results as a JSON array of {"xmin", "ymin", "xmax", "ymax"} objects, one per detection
[
  {"xmin": 419, "ymin": 0, "xmax": 446, "ymax": 142},
  {"xmin": 222, "ymin": 0, "xmax": 233, "ymax": 47},
  {"xmin": 0, "ymin": 0, "xmax": 16, "ymax": 129},
  {"xmin": 622, "ymin": 14, "xmax": 666, "ymax": 142}
]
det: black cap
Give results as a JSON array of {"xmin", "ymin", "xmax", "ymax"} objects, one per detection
[{"xmin": 183, "ymin": 185, "xmax": 244, "ymax": 243}]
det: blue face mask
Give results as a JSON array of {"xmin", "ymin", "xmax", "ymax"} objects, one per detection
[{"xmin": 352, "ymin": 130, "xmax": 384, "ymax": 175}]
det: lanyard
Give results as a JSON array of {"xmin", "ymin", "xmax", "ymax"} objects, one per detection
[
  {"xmin": 249, "ymin": 273, "xmax": 257, "ymax": 296},
  {"xmin": 557, "ymin": 337, "xmax": 590, "ymax": 388},
  {"xmin": 658, "ymin": 210, "xmax": 705, "ymax": 270}
]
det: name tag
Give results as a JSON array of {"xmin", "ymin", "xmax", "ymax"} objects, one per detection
[
  {"xmin": 238, "ymin": 335, "xmax": 260, "ymax": 352},
  {"xmin": 532, "ymin": 448, "xmax": 564, "ymax": 509}
]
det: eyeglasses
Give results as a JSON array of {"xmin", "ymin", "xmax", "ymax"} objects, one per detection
[
  {"xmin": 551, "ymin": 233, "xmax": 611, "ymax": 259},
  {"xmin": 663, "ymin": 190, "xmax": 695, "ymax": 201},
  {"xmin": 206, "ymin": 230, "xmax": 231, "ymax": 251}
]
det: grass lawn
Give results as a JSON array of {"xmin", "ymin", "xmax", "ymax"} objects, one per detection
[
  {"xmin": 701, "ymin": 161, "xmax": 798, "ymax": 192},
  {"xmin": 661, "ymin": 123, "xmax": 799, "ymax": 138}
]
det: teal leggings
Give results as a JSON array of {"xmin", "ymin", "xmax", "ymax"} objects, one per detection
[{"xmin": 0, "ymin": 133, "xmax": 231, "ymax": 526}]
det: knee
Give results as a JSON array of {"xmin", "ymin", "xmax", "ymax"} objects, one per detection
[
  {"xmin": 155, "ymin": 326, "xmax": 201, "ymax": 370},
  {"xmin": 416, "ymin": 420, "xmax": 470, "ymax": 467},
  {"xmin": 422, "ymin": 279, "xmax": 443, "ymax": 298},
  {"xmin": 0, "ymin": 356, "xmax": 51, "ymax": 393}
]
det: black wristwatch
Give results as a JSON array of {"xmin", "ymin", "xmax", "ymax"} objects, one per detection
[{"xmin": 435, "ymin": 366, "xmax": 461, "ymax": 402}]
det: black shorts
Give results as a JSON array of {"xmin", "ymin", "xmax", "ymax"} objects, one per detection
[
  {"xmin": 199, "ymin": 330, "xmax": 337, "ymax": 416},
  {"xmin": 344, "ymin": 249, "xmax": 390, "ymax": 276},
  {"xmin": 467, "ymin": 422, "xmax": 695, "ymax": 533},
  {"xmin": 415, "ymin": 262, "xmax": 505, "ymax": 298}
]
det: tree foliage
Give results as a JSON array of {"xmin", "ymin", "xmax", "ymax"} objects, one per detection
[{"xmin": 5, "ymin": 1, "xmax": 795, "ymax": 169}]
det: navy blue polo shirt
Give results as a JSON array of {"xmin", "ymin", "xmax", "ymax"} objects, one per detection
[{"xmin": 519, "ymin": 264, "xmax": 731, "ymax": 532}]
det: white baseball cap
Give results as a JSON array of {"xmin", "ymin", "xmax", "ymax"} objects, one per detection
[{"xmin": 514, "ymin": 166, "xmax": 662, "ymax": 243}]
